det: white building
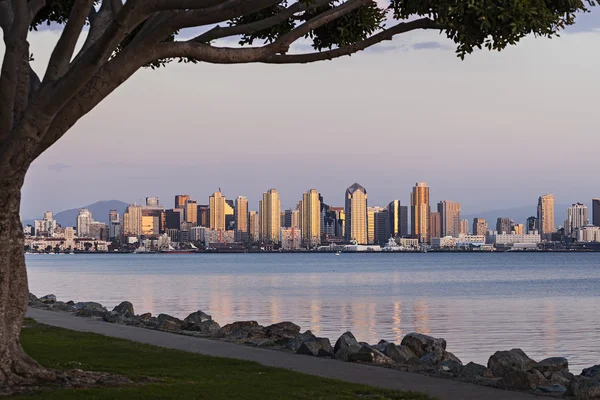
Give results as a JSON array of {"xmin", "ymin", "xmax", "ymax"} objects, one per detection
[
  {"xmin": 431, "ymin": 236, "xmax": 458, "ymax": 249},
  {"xmin": 204, "ymin": 229, "xmax": 234, "ymax": 247},
  {"xmin": 280, "ymin": 227, "xmax": 302, "ymax": 250},
  {"xmin": 398, "ymin": 238, "xmax": 419, "ymax": 249},
  {"xmin": 576, "ymin": 225, "xmax": 600, "ymax": 242},
  {"xmin": 488, "ymin": 231, "xmax": 541, "ymax": 249},
  {"xmin": 190, "ymin": 226, "xmax": 206, "ymax": 242},
  {"xmin": 34, "ymin": 211, "xmax": 57, "ymax": 237},
  {"xmin": 456, "ymin": 234, "xmax": 486, "ymax": 249},
  {"xmin": 76, "ymin": 208, "xmax": 93, "ymax": 237},
  {"xmin": 565, "ymin": 203, "xmax": 589, "ymax": 237}
]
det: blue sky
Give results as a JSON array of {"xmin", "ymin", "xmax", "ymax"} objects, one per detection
[{"xmin": 5, "ymin": 9, "xmax": 599, "ymax": 219}]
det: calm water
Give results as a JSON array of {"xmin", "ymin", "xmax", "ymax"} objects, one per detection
[{"xmin": 26, "ymin": 253, "xmax": 600, "ymax": 371}]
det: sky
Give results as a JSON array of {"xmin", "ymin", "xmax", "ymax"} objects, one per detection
[{"xmin": 4, "ymin": 8, "xmax": 599, "ymax": 219}]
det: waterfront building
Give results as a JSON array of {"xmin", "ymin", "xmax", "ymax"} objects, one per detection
[
  {"xmin": 89, "ymin": 221, "xmax": 107, "ymax": 240},
  {"xmin": 565, "ymin": 203, "xmax": 589, "ymax": 236},
  {"xmin": 387, "ymin": 200, "xmax": 408, "ymax": 238},
  {"xmin": 249, "ymin": 211, "xmax": 260, "ymax": 242},
  {"xmin": 593, "ymin": 198, "xmax": 600, "ymax": 227},
  {"xmin": 488, "ymin": 231, "xmax": 541, "ymax": 249},
  {"xmin": 260, "ymin": 189, "xmax": 281, "ymax": 243},
  {"xmin": 76, "ymin": 208, "xmax": 93, "ymax": 237},
  {"xmin": 146, "ymin": 197, "xmax": 160, "ymax": 207},
  {"xmin": 185, "ymin": 199, "xmax": 198, "ymax": 224},
  {"xmin": 460, "ymin": 219, "xmax": 469, "ymax": 235},
  {"xmin": 496, "ymin": 217, "xmax": 513, "ymax": 234},
  {"xmin": 166, "ymin": 228, "xmax": 179, "ymax": 243},
  {"xmin": 513, "ymin": 224, "xmax": 525, "ymax": 235},
  {"xmin": 64, "ymin": 227, "xmax": 75, "ymax": 249},
  {"xmin": 537, "ymin": 194, "xmax": 555, "ymax": 240},
  {"xmin": 164, "ymin": 209, "xmax": 182, "ymax": 231},
  {"xmin": 301, "ymin": 189, "xmax": 321, "ymax": 247},
  {"xmin": 123, "ymin": 205, "xmax": 143, "ymax": 236},
  {"xmin": 374, "ymin": 209, "xmax": 390, "ymax": 245},
  {"xmin": 431, "ymin": 236, "xmax": 457, "ymax": 249},
  {"xmin": 234, "ymin": 196, "xmax": 249, "ymax": 242},
  {"xmin": 411, "ymin": 182, "xmax": 430, "ymax": 242},
  {"xmin": 526, "ymin": 216, "xmax": 538, "ymax": 233},
  {"xmin": 209, "ymin": 190, "xmax": 226, "ymax": 230},
  {"xmin": 174, "ymin": 195, "xmax": 190, "ymax": 209},
  {"xmin": 473, "ymin": 218, "xmax": 487, "ymax": 236},
  {"xmin": 576, "ymin": 225, "xmax": 600, "ymax": 242},
  {"xmin": 429, "ymin": 212, "xmax": 441, "ymax": 240},
  {"xmin": 34, "ymin": 211, "xmax": 57, "ymax": 237},
  {"xmin": 345, "ymin": 183, "xmax": 368, "ymax": 244},
  {"xmin": 204, "ymin": 229, "xmax": 235, "ymax": 247},
  {"xmin": 280, "ymin": 227, "xmax": 302, "ymax": 250},
  {"xmin": 438, "ymin": 201, "xmax": 461, "ymax": 237},
  {"xmin": 398, "ymin": 238, "xmax": 419, "ymax": 249}
]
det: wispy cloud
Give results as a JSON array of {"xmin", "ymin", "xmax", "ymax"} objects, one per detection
[
  {"xmin": 412, "ymin": 41, "xmax": 451, "ymax": 51},
  {"xmin": 48, "ymin": 163, "xmax": 72, "ymax": 172}
]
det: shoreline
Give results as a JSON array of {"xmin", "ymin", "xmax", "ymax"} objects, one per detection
[{"xmin": 25, "ymin": 249, "xmax": 600, "ymax": 254}]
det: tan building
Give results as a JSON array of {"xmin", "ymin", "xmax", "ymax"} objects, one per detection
[
  {"xmin": 429, "ymin": 212, "xmax": 441, "ymax": 240},
  {"xmin": 438, "ymin": 201, "xmax": 461, "ymax": 237},
  {"xmin": 185, "ymin": 199, "xmax": 197, "ymax": 224},
  {"xmin": 367, "ymin": 206, "xmax": 385, "ymax": 244},
  {"xmin": 345, "ymin": 183, "xmax": 368, "ymax": 244},
  {"xmin": 234, "ymin": 196, "xmax": 249, "ymax": 242},
  {"xmin": 141, "ymin": 216, "xmax": 156, "ymax": 236},
  {"xmin": 513, "ymin": 223, "xmax": 525, "ymax": 235},
  {"xmin": 472, "ymin": 218, "xmax": 488, "ymax": 236},
  {"xmin": 123, "ymin": 205, "xmax": 142, "ymax": 236},
  {"xmin": 175, "ymin": 195, "xmax": 190, "ymax": 209},
  {"xmin": 249, "ymin": 211, "xmax": 260, "ymax": 242},
  {"xmin": 260, "ymin": 189, "xmax": 281, "ymax": 243},
  {"xmin": 209, "ymin": 191, "xmax": 226, "ymax": 230},
  {"xmin": 301, "ymin": 189, "xmax": 321, "ymax": 247},
  {"xmin": 460, "ymin": 219, "xmax": 469, "ymax": 235},
  {"xmin": 411, "ymin": 182, "xmax": 430, "ymax": 242},
  {"xmin": 537, "ymin": 194, "xmax": 555, "ymax": 240}
]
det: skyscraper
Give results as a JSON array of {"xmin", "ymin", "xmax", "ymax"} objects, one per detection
[
  {"xmin": 565, "ymin": 203, "xmax": 589, "ymax": 235},
  {"xmin": 284, "ymin": 209, "xmax": 300, "ymax": 228},
  {"xmin": 496, "ymin": 217, "xmax": 512, "ymax": 234},
  {"xmin": 197, "ymin": 205, "xmax": 209, "ymax": 227},
  {"xmin": 301, "ymin": 189, "xmax": 321, "ymax": 247},
  {"xmin": 460, "ymin": 219, "xmax": 469, "ymax": 235},
  {"xmin": 411, "ymin": 182, "xmax": 430, "ymax": 242},
  {"xmin": 387, "ymin": 200, "xmax": 408, "ymax": 238},
  {"xmin": 175, "ymin": 195, "xmax": 190, "ymax": 209},
  {"xmin": 260, "ymin": 189, "xmax": 281, "ymax": 243},
  {"xmin": 185, "ymin": 199, "xmax": 197, "ymax": 224},
  {"xmin": 249, "ymin": 211, "xmax": 260, "ymax": 242},
  {"xmin": 472, "ymin": 218, "xmax": 488, "ymax": 236},
  {"xmin": 109, "ymin": 209, "xmax": 119, "ymax": 222},
  {"xmin": 537, "ymin": 194, "xmax": 555, "ymax": 240},
  {"xmin": 345, "ymin": 183, "xmax": 368, "ymax": 244},
  {"xmin": 429, "ymin": 212, "xmax": 441, "ymax": 240},
  {"xmin": 123, "ymin": 205, "xmax": 142, "ymax": 236},
  {"xmin": 146, "ymin": 197, "xmax": 160, "ymax": 207},
  {"xmin": 526, "ymin": 216, "xmax": 538, "ymax": 233},
  {"xmin": 374, "ymin": 209, "xmax": 390, "ymax": 244},
  {"xmin": 209, "ymin": 190, "xmax": 226, "ymax": 230},
  {"xmin": 593, "ymin": 198, "xmax": 600, "ymax": 227},
  {"xmin": 76, "ymin": 209, "xmax": 93, "ymax": 237},
  {"xmin": 438, "ymin": 201, "xmax": 461, "ymax": 237},
  {"xmin": 234, "ymin": 196, "xmax": 249, "ymax": 242}
]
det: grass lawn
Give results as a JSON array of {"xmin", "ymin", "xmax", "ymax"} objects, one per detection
[{"xmin": 16, "ymin": 319, "xmax": 435, "ymax": 400}]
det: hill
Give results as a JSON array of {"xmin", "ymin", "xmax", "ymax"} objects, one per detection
[{"xmin": 24, "ymin": 200, "xmax": 129, "ymax": 227}]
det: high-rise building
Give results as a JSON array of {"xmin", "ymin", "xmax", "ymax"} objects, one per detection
[
  {"xmin": 429, "ymin": 212, "xmax": 441, "ymax": 240},
  {"xmin": 89, "ymin": 221, "xmax": 107, "ymax": 240},
  {"xmin": 234, "ymin": 196, "xmax": 249, "ymax": 242},
  {"xmin": 472, "ymin": 218, "xmax": 488, "ymax": 236},
  {"xmin": 345, "ymin": 183, "xmax": 368, "ymax": 244},
  {"xmin": 175, "ymin": 195, "xmax": 190, "ymax": 209},
  {"xmin": 438, "ymin": 201, "xmax": 461, "ymax": 237},
  {"xmin": 387, "ymin": 200, "xmax": 409, "ymax": 238},
  {"xmin": 197, "ymin": 205, "xmax": 209, "ymax": 227},
  {"xmin": 367, "ymin": 206, "xmax": 385, "ymax": 244},
  {"xmin": 526, "ymin": 216, "xmax": 538, "ymax": 233},
  {"xmin": 593, "ymin": 199, "xmax": 600, "ymax": 227},
  {"xmin": 109, "ymin": 220, "xmax": 121, "ymax": 241},
  {"xmin": 76, "ymin": 209, "xmax": 93, "ymax": 237},
  {"xmin": 537, "ymin": 194, "xmax": 555, "ymax": 240},
  {"xmin": 460, "ymin": 219, "xmax": 469, "ymax": 235},
  {"xmin": 300, "ymin": 189, "xmax": 321, "ymax": 247},
  {"xmin": 411, "ymin": 182, "xmax": 430, "ymax": 242},
  {"xmin": 164, "ymin": 209, "xmax": 182, "ymax": 230},
  {"xmin": 185, "ymin": 199, "xmax": 197, "ymax": 224},
  {"xmin": 565, "ymin": 203, "xmax": 589, "ymax": 235},
  {"xmin": 330, "ymin": 207, "xmax": 345, "ymax": 238},
  {"xmin": 320, "ymin": 199, "xmax": 336, "ymax": 239},
  {"xmin": 513, "ymin": 223, "xmax": 524, "ymax": 235},
  {"xmin": 225, "ymin": 200, "xmax": 235, "ymax": 230},
  {"xmin": 34, "ymin": 211, "xmax": 57, "ymax": 237},
  {"xmin": 249, "ymin": 211, "xmax": 260, "ymax": 242},
  {"xmin": 374, "ymin": 209, "xmax": 390, "ymax": 244},
  {"xmin": 109, "ymin": 209, "xmax": 119, "ymax": 222},
  {"xmin": 209, "ymin": 191, "xmax": 226, "ymax": 230},
  {"xmin": 284, "ymin": 209, "xmax": 300, "ymax": 228},
  {"xmin": 260, "ymin": 189, "xmax": 281, "ymax": 243},
  {"xmin": 146, "ymin": 197, "xmax": 160, "ymax": 207},
  {"xmin": 123, "ymin": 205, "xmax": 143, "ymax": 236},
  {"xmin": 496, "ymin": 217, "xmax": 512, "ymax": 234},
  {"xmin": 280, "ymin": 227, "xmax": 302, "ymax": 250}
]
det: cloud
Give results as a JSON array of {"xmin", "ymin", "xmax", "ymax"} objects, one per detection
[
  {"xmin": 47, "ymin": 163, "xmax": 72, "ymax": 172},
  {"xmin": 412, "ymin": 41, "xmax": 450, "ymax": 51}
]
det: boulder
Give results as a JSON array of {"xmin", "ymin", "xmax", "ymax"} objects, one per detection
[
  {"xmin": 103, "ymin": 311, "xmax": 125, "ymax": 324},
  {"xmin": 74, "ymin": 302, "xmax": 107, "ymax": 318},
  {"xmin": 497, "ymin": 369, "xmax": 548, "ymax": 391},
  {"xmin": 29, "ymin": 293, "xmax": 38, "ymax": 302},
  {"xmin": 568, "ymin": 377, "xmax": 600, "ymax": 400},
  {"xmin": 112, "ymin": 301, "xmax": 135, "ymax": 317},
  {"xmin": 296, "ymin": 338, "xmax": 333, "ymax": 357},
  {"xmin": 437, "ymin": 359, "xmax": 463, "ymax": 376},
  {"xmin": 50, "ymin": 301, "xmax": 76, "ymax": 312},
  {"xmin": 264, "ymin": 322, "xmax": 301, "ymax": 343},
  {"xmin": 139, "ymin": 312, "xmax": 152, "ymax": 320},
  {"xmin": 285, "ymin": 330, "xmax": 316, "ymax": 352},
  {"xmin": 460, "ymin": 362, "xmax": 493, "ymax": 379},
  {"xmin": 221, "ymin": 321, "xmax": 260, "ymax": 335},
  {"xmin": 380, "ymin": 342, "xmax": 417, "ymax": 364},
  {"xmin": 66, "ymin": 300, "xmax": 75, "ymax": 305},
  {"xmin": 349, "ymin": 352, "xmax": 375, "ymax": 362},
  {"xmin": 39, "ymin": 294, "xmax": 57, "ymax": 304},
  {"xmin": 546, "ymin": 371, "xmax": 574, "ymax": 386},
  {"xmin": 401, "ymin": 333, "xmax": 446, "ymax": 359},
  {"xmin": 536, "ymin": 385, "xmax": 568, "ymax": 395},
  {"xmin": 533, "ymin": 357, "xmax": 569, "ymax": 374},
  {"xmin": 185, "ymin": 320, "xmax": 222, "ymax": 337},
  {"xmin": 334, "ymin": 332, "xmax": 359, "ymax": 353},
  {"xmin": 183, "ymin": 310, "xmax": 212, "ymax": 329},
  {"xmin": 357, "ymin": 344, "xmax": 393, "ymax": 365},
  {"xmin": 155, "ymin": 314, "xmax": 183, "ymax": 331},
  {"xmin": 582, "ymin": 365, "xmax": 600, "ymax": 380},
  {"xmin": 221, "ymin": 321, "xmax": 265, "ymax": 341},
  {"xmin": 488, "ymin": 349, "xmax": 536, "ymax": 377}
]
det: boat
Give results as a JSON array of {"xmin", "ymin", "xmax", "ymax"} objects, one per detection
[
  {"xmin": 381, "ymin": 237, "xmax": 405, "ymax": 252},
  {"xmin": 159, "ymin": 244, "xmax": 196, "ymax": 254},
  {"xmin": 335, "ymin": 251, "xmax": 340, "ymax": 256}
]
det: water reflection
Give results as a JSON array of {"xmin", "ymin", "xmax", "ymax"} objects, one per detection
[{"xmin": 26, "ymin": 253, "xmax": 600, "ymax": 371}]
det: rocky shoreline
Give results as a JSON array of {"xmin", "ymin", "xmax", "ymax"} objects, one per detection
[{"xmin": 28, "ymin": 293, "xmax": 600, "ymax": 399}]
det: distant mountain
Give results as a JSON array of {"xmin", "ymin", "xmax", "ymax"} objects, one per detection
[
  {"xmin": 24, "ymin": 200, "xmax": 129, "ymax": 227},
  {"xmin": 462, "ymin": 204, "xmax": 571, "ymax": 228}
]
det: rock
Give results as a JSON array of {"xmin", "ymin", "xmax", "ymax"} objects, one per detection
[
  {"xmin": 533, "ymin": 357, "xmax": 569, "ymax": 373},
  {"xmin": 358, "ymin": 345, "xmax": 393, "ymax": 365},
  {"xmin": 139, "ymin": 312, "xmax": 152, "ymax": 320},
  {"xmin": 103, "ymin": 311, "xmax": 125, "ymax": 324},
  {"xmin": 256, "ymin": 339, "xmax": 276, "ymax": 348},
  {"xmin": 334, "ymin": 332, "xmax": 359, "ymax": 354},
  {"xmin": 401, "ymin": 333, "xmax": 446, "ymax": 359},
  {"xmin": 547, "ymin": 371, "xmax": 574, "ymax": 386},
  {"xmin": 39, "ymin": 294, "xmax": 57, "ymax": 303},
  {"xmin": 74, "ymin": 302, "xmax": 107, "ymax": 318},
  {"xmin": 112, "ymin": 301, "xmax": 135, "ymax": 317},
  {"xmin": 437, "ymin": 359, "xmax": 463, "ymax": 376},
  {"xmin": 443, "ymin": 351, "xmax": 462, "ymax": 364},
  {"xmin": 349, "ymin": 352, "xmax": 375, "ymax": 362},
  {"xmin": 66, "ymin": 300, "xmax": 75, "ymax": 305},
  {"xmin": 568, "ymin": 377, "xmax": 600, "ymax": 400},
  {"xmin": 222, "ymin": 321, "xmax": 265, "ymax": 341},
  {"xmin": 497, "ymin": 369, "xmax": 547, "ymax": 391},
  {"xmin": 29, "ymin": 293, "xmax": 38, "ymax": 302},
  {"xmin": 460, "ymin": 362, "xmax": 494, "ymax": 379},
  {"xmin": 582, "ymin": 365, "xmax": 600, "ymax": 380},
  {"xmin": 185, "ymin": 320, "xmax": 222, "ymax": 337},
  {"xmin": 420, "ymin": 352, "xmax": 442, "ymax": 366},
  {"xmin": 183, "ymin": 310, "xmax": 212, "ymax": 329},
  {"xmin": 296, "ymin": 338, "xmax": 333, "ymax": 357},
  {"xmin": 381, "ymin": 342, "xmax": 417, "ymax": 364},
  {"xmin": 488, "ymin": 349, "xmax": 536, "ymax": 377},
  {"xmin": 536, "ymin": 385, "xmax": 568, "ymax": 395},
  {"xmin": 50, "ymin": 301, "xmax": 76, "ymax": 312},
  {"xmin": 264, "ymin": 322, "xmax": 301, "ymax": 343},
  {"xmin": 155, "ymin": 314, "xmax": 183, "ymax": 331},
  {"xmin": 285, "ymin": 330, "xmax": 316, "ymax": 352}
]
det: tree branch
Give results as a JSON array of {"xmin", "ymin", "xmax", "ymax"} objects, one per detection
[
  {"xmin": 154, "ymin": 41, "xmax": 276, "ymax": 63},
  {"xmin": 262, "ymin": 18, "xmax": 441, "ymax": 63},
  {"xmin": 0, "ymin": 0, "xmax": 14, "ymax": 33},
  {"xmin": 44, "ymin": 0, "xmax": 95, "ymax": 82},
  {"xmin": 144, "ymin": 0, "xmax": 227, "ymax": 13}
]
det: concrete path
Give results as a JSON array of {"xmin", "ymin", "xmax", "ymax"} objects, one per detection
[{"xmin": 27, "ymin": 308, "xmax": 543, "ymax": 400}]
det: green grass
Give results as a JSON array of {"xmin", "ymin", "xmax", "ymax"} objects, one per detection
[{"xmin": 16, "ymin": 319, "xmax": 435, "ymax": 400}]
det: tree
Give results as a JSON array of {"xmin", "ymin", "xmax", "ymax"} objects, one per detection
[{"xmin": 0, "ymin": 0, "xmax": 594, "ymax": 387}]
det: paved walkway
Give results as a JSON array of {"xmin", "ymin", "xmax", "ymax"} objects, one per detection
[{"xmin": 26, "ymin": 308, "xmax": 543, "ymax": 400}]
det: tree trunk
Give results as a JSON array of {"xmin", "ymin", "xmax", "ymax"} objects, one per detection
[{"xmin": 0, "ymin": 168, "xmax": 53, "ymax": 385}]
